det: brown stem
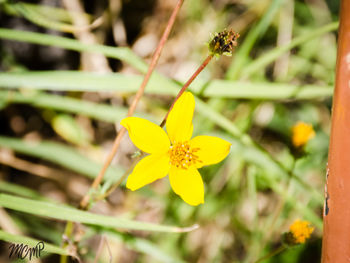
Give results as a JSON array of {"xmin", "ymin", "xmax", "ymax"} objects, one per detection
[
  {"xmin": 160, "ymin": 54, "xmax": 213, "ymax": 127},
  {"xmin": 79, "ymin": 0, "xmax": 184, "ymax": 209},
  {"xmin": 321, "ymin": 0, "xmax": 350, "ymax": 262},
  {"xmin": 95, "ymin": 155, "xmax": 142, "ymax": 202}
]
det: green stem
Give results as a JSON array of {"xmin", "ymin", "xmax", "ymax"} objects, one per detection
[
  {"xmin": 60, "ymin": 221, "xmax": 74, "ymax": 263},
  {"xmin": 96, "ymin": 155, "xmax": 142, "ymax": 202},
  {"xmin": 255, "ymin": 245, "xmax": 286, "ymax": 263},
  {"xmin": 255, "ymin": 159, "xmax": 296, "ymax": 259}
]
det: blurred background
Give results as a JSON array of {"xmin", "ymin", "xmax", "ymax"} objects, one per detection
[{"xmin": 0, "ymin": 0, "xmax": 340, "ymax": 262}]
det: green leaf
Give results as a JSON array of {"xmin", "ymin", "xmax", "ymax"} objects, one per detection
[
  {"xmin": 51, "ymin": 114, "xmax": 91, "ymax": 146},
  {"xmin": 0, "ymin": 71, "xmax": 177, "ymax": 94},
  {"xmin": 0, "ymin": 71, "xmax": 333, "ymax": 99},
  {"xmin": 201, "ymin": 80, "xmax": 333, "ymax": 99},
  {"xmin": 226, "ymin": 0, "xmax": 286, "ymax": 80},
  {"xmin": 2, "ymin": 1, "xmax": 91, "ymax": 23},
  {"xmin": 8, "ymin": 2, "xmax": 87, "ymax": 33},
  {"xmin": 241, "ymin": 21, "xmax": 339, "ymax": 79},
  {"xmin": 0, "ymin": 136, "xmax": 123, "ymax": 182},
  {"xmin": 0, "ymin": 90, "xmax": 134, "ymax": 123},
  {"xmin": 0, "ymin": 181, "xmax": 44, "ymax": 200},
  {"xmin": 266, "ymin": 177, "xmax": 323, "ymax": 229},
  {"xmin": 0, "ymin": 194, "xmax": 197, "ymax": 233},
  {"xmin": 104, "ymin": 229, "xmax": 186, "ymax": 263},
  {"xmin": 0, "ymin": 28, "xmax": 148, "ymax": 73}
]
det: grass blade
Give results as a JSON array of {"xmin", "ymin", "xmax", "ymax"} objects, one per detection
[
  {"xmin": 0, "ymin": 71, "xmax": 333, "ymax": 99},
  {"xmin": 241, "ymin": 21, "xmax": 339, "ymax": 79},
  {"xmin": 104, "ymin": 229, "xmax": 186, "ymax": 263},
  {"xmin": 0, "ymin": 194, "xmax": 197, "ymax": 233},
  {"xmin": 0, "ymin": 181, "xmax": 44, "ymax": 200},
  {"xmin": 0, "ymin": 70, "xmax": 178, "ymax": 94},
  {"xmin": 202, "ymin": 79, "xmax": 333, "ymax": 99},
  {"xmin": 0, "ymin": 136, "xmax": 124, "ymax": 181},
  {"xmin": 226, "ymin": 0, "xmax": 286, "ymax": 79},
  {"xmin": 0, "ymin": 90, "xmax": 129, "ymax": 123},
  {"xmin": 0, "ymin": 28, "xmax": 147, "ymax": 73}
]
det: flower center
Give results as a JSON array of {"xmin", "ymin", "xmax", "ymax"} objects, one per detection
[{"xmin": 168, "ymin": 141, "xmax": 201, "ymax": 169}]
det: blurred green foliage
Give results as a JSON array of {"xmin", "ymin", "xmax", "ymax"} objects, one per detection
[{"xmin": 0, "ymin": 0, "xmax": 339, "ymax": 262}]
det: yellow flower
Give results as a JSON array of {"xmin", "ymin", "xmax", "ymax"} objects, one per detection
[
  {"xmin": 291, "ymin": 121, "xmax": 315, "ymax": 147},
  {"xmin": 288, "ymin": 219, "xmax": 314, "ymax": 244},
  {"xmin": 121, "ymin": 92, "xmax": 231, "ymax": 206}
]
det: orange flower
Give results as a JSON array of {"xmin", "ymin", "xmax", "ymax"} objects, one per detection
[
  {"xmin": 291, "ymin": 121, "xmax": 315, "ymax": 147},
  {"xmin": 288, "ymin": 219, "xmax": 314, "ymax": 244}
]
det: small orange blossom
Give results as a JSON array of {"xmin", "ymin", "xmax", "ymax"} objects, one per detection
[
  {"xmin": 289, "ymin": 219, "xmax": 314, "ymax": 244},
  {"xmin": 292, "ymin": 121, "xmax": 315, "ymax": 147}
]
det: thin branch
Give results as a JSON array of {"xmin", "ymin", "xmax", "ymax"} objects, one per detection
[
  {"xmin": 160, "ymin": 54, "xmax": 213, "ymax": 127},
  {"xmin": 79, "ymin": 0, "xmax": 184, "ymax": 209}
]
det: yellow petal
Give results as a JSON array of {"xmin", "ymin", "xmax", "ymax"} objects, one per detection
[
  {"xmin": 121, "ymin": 117, "xmax": 170, "ymax": 154},
  {"xmin": 169, "ymin": 166, "xmax": 204, "ymax": 206},
  {"xmin": 166, "ymin": 92, "xmax": 195, "ymax": 143},
  {"xmin": 190, "ymin": 135, "xmax": 231, "ymax": 168},
  {"xmin": 126, "ymin": 153, "xmax": 170, "ymax": 191}
]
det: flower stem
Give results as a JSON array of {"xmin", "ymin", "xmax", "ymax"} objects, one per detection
[
  {"xmin": 79, "ymin": 0, "xmax": 184, "ymax": 210},
  {"xmin": 95, "ymin": 155, "xmax": 142, "ymax": 202},
  {"xmin": 91, "ymin": 54, "xmax": 213, "ymax": 201},
  {"xmin": 254, "ymin": 245, "xmax": 286, "ymax": 263},
  {"xmin": 61, "ymin": 2, "xmax": 184, "ymax": 261},
  {"xmin": 60, "ymin": 221, "xmax": 74, "ymax": 263},
  {"xmin": 254, "ymin": 159, "xmax": 296, "ymax": 258},
  {"xmin": 160, "ymin": 54, "xmax": 213, "ymax": 127}
]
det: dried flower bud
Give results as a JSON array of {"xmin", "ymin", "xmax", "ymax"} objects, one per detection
[{"xmin": 208, "ymin": 29, "xmax": 240, "ymax": 57}]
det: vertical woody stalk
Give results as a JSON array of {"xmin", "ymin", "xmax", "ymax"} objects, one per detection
[{"xmin": 321, "ymin": 0, "xmax": 350, "ymax": 262}]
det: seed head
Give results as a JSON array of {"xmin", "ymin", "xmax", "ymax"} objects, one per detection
[{"xmin": 209, "ymin": 29, "xmax": 240, "ymax": 57}]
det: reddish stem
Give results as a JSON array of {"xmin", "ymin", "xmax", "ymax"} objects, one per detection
[
  {"xmin": 79, "ymin": 0, "xmax": 184, "ymax": 209},
  {"xmin": 160, "ymin": 54, "xmax": 213, "ymax": 127}
]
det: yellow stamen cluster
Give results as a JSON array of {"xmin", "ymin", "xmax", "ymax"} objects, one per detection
[
  {"xmin": 288, "ymin": 219, "xmax": 314, "ymax": 244},
  {"xmin": 168, "ymin": 141, "xmax": 201, "ymax": 169},
  {"xmin": 292, "ymin": 121, "xmax": 316, "ymax": 147}
]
